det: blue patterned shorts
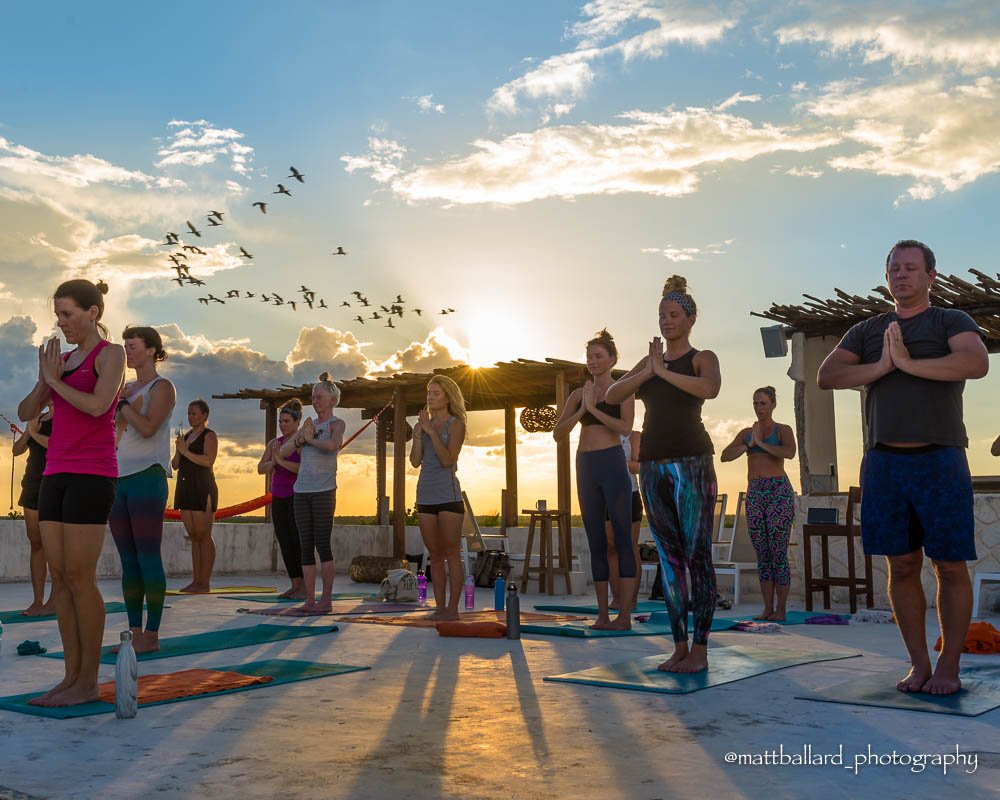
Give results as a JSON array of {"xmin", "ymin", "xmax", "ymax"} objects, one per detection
[{"xmin": 860, "ymin": 445, "xmax": 976, "ymax": 562}]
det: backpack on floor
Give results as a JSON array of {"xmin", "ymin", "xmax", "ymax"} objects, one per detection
[{"xmin": 377, "ymin": 569, "xmax": 418, "ymax": 602}]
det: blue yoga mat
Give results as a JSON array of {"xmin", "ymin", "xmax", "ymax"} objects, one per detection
[
  {"xmin": 796, "ymin": 663, "xmax": 1000, "ymax": 716},
  {"xmin": 534, "ymin": 601, "xmax": 665, "ymax": 615},
  {"xmin": 522, "ymin": 614, "xmax": 739, "ymax": 638},
  {"xmin": 545, "ymin": 646, "xmax": 861, "ymax": 693},
  {"xmin": 39, "ymin": 623, "xmax": 339, "ymax": 664},
  {"xmin": 0, "ymin": 658, "xmax": 369, "ymax": 719},
  {"xmin": 0, "ymin": 602, "xmax": 144, "ymax": 625}
]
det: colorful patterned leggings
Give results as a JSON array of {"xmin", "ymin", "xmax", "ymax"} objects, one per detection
[
  {"xmin": 745, "ymin": 476, "xmax": 795, "ymax": 586},
  {"xmin": 640, "ymin": 455, "xmax": 717, "ymax": 646},
  {"xmin": 108, "ymin": 465, "xmax": 168, "ymax": 632}
]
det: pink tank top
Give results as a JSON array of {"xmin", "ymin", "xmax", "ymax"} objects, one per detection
[
  {"xmin": 44, "ymin": 339, "xmax": 119, "ymax": 478},
  {"xmin": 269, "ymin": 435, "xmax": 301, "ymax": 499}
]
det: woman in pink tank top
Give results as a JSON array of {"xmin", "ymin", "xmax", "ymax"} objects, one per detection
[{"xmin": 17, "ymin": 279, "xmax": 125, "ymax": 708}]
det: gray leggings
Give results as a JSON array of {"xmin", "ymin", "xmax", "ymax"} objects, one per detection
[{"xmin": 294, "ymin": 490, "xmax": 336, "ymax": 566}]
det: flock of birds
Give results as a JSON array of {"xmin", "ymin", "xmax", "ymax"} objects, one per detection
[{"xmin": 160, "ymin": 165, "xmax": 458, "ymax": 330}]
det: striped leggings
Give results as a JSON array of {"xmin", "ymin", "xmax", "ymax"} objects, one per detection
[{"xmin": 640, "ymin": 455, "xmax": 717, "ymax": 646}]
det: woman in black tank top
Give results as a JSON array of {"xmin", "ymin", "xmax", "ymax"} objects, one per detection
[
  {"xmin": 606, "ymin": 275, "xmax": 721, "ymax": 674},
  {"xmin": 553, "ymin": 329, "xmax": 636, "ymax": 630}
]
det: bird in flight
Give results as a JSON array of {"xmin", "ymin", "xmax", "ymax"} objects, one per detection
[
  {"xmin": 274, "ymin": 184, "xmax": 292, "ymax": 196},
  {"xmin": 386, "ymin": 318, "xmax": 395, "ymax": 328},
  {"xmin": 208, "ymin": 210, "xmax": 224, "ymax": 221},
  {"xmin": 239, "ymin": 247, "xmax": 253, "ymax": 259},
  {"xmin": 354, "ymin": 316, "xmax": 365, "ymax": 325},
  {"xmin": 299, "ymin": 285, "xmax": 312, "ymax": 295},
  {"xmin": 189, "ymin": 277, "xmax": 206, "ymax": 287},
  {"xmin": 206, "ymin": 294, "xmax": 225, "ymax": 304},
  {"xmin": 260, "ymin": 294, "xmax": 271, "ymax": 302},
  {"xmin": 288, "ymin": 167, "xmax": 305, "ymax": 183},
  {"xmin": 272, "ymin": 293, "xmax": 284, "ymax": 303},
  {"xmin": 273, "ymin": 297, "xmax": 285, "ymax": 306},
  {"xmin": 413, "ymin": 308, "xmax": 423, "ymax": 316},
  {"xmin": 163, "ymin": 233, "xmax": 180, "ymax": 246},
  {"xmin": 317, "ymin": 299, "xmax": 328, "ymax": 309},
  {"xmin": 395, "ymin": 294, "xmax": 404, "ymax": 304},
  {"xmin": 252, "ymin": 202, "xmax": 267, "ymax": 214},
  {"xmin": 168, "ymin": 255, "xmax": 185, "ymax": 266},
  {"xmin": 370, "ymin": 312, "xmax": 382, "ymax": 320},
  {"xmin": 207, "ymin": 218, "xmax": 222, "ymax": 227},
  {"xmin": 340, "ymin": 300, "xmax": 351, "ymax": 307},
  {"xmin": 351, "ymin": 290, "xmax": 363, "ymax": 298},
  {"xmin": 304, "ymin": 297, "xmax": 314, "ymax": 310},
  {"xmin": 198, "ymin": 297, "xmax": 209, "ymax": 305},
  {"xmin": 245, "ymin": 291, "xmax": 256, "ymax": 299},
  {"xmin": 288, "ymin": 301, "xmax": 298, "ymax": 311},
  {"xmin": 380, "ymin": 305, "xmax": 390, "ymax": 313},
  {"xmin": 359, "ymin": 297, "xmax": 370, "ymax": 307},
  {"xmin": 172, "ymin": 277, "xmax": 185, "ymax": 287},
  {"xmin": 182, "ymin": 245, "xmax": 206, "ymax": 255},
  {"xmin": 186, "ymin": 221, "xmax": 202, "ymax": 237},
  {"xmin": 332, "ymin": 246, "xmax": 347, "ymax": 256},
  {"xmin": 226, "ymin": 290, "xmax": 240, "ymax": 299}
]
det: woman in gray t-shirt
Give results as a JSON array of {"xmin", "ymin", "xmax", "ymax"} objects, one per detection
[
  {"xmin": 409, "ymin": 376, "xmax": 467, "ymax": 621},
  {"xmin": 279, "ymin": 372, "xmax": 345, "ymax": 613}
]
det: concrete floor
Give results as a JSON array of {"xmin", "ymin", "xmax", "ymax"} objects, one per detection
[{"xmin": 0, "ymin": 577, "xmax": 997, "ymax": 800}]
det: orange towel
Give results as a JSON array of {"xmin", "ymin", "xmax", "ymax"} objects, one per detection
[
  {"xmin": 436, "ymin": 621, "xmax": 507, "ymax": 638},
  {"xmin": 933, "ymin": 621, "xmax": 1000, "ymax": 654},
  {"xmin": 97, "ymin": 668, "xmax": 272, "ymax": 705}
]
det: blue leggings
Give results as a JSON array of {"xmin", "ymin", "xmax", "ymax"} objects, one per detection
[
  {"xmin": 640, "ymin": 455, "xmax": 717, "ymax": 645},
  {"xmin": 108, "ymin": 465, "xmax": 168, "ymax": 632},
  {"xmin": 577, "ymin": 445, "xmax": 635, "ymax": 582}
]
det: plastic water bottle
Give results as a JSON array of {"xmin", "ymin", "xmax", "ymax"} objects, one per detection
[
  {"xmin": 494, "ymin": 572, "xmax": 506, "ymax": 611},
  {"xmin": 505, "ymin": 582, "xmax": 520, "ymax": 640},
  {"xmin": 417, "ymin": 569, "xmax": 427, "ymax": 605},
  {"xmin": 115, "ymin": 631, "xmax": 138, "ymax": 719},
  {"xmin": 463, "ymin": 574, "xmax": 475, "ymax": 610}
]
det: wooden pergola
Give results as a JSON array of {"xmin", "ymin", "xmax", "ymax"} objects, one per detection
[{"xmin": 214, "ymin": 358, "xmax": 624, "ymax": 557}]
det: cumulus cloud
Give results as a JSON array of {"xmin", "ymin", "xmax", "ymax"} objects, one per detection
[
  {"xmin": 641, "ymin": 238, "xmax": 733, "ymax": 261},
  {"xmin": 407, "ymin": 94, "xmax": 446, "ymax": 114},
  {"xmin": 488, "ymin": 0, "xmax": 738, "ymax": 114},
  {"xmin": 341, "ymin": 137, "xmax": 407, "ymax": 185},
  {"xmin": 156, "ymin": 120, "xmax": 255, "ymax": 175},
  {"xmin": 370, "ymin": 107, "xmax": 837, "ymax": 205}
]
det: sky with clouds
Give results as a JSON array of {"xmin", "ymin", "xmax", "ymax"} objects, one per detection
[{"xmin": 2, "ymin": 0, "xmax": 999, "ymax": 515}]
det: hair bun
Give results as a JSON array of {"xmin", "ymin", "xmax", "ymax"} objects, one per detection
[
  {"xmin": 287, "ymin": 398, "xmax": 303, "ymax": 411},
  {"xmin": 662, "ymin": 275, "xmax": 688, "ymax": 296},
  {"xmin": 318, "ymin": 371, "xmax": 331, "ymax": 382},
  {"xmin": 593, "ymin": 328, "xmax": 614, "ymax": 342},
  {"xmin": 96, "ymin": 280, "xmax": 109, "ymax": 296}
]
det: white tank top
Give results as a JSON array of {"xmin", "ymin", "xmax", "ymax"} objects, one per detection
[
  {"xmin": 622, "ymin": 434, "xmax": 639, "ymax": 492},
  {"xmin": 117, "ymin": 377, "xmax": 174, "ymax": 478}
]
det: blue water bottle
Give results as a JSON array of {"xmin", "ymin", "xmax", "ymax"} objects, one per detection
[{"xmin": 494, "ymin": 571, "xmax": 506, "ymax": 611}]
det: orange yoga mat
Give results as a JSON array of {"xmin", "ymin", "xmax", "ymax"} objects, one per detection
[
  {"xmin": 339, "ymin": 610, "xmax": 588, "ymax": 628},
  {"xmin": 437, "ymin": 621, "xmax": 507, "ymax": 638},
  {"xmin": 97, "ymin": 668, "xmax": 272, "ymax": 705}
]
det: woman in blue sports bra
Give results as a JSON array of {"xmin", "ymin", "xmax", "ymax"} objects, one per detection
[{"xmin": 721, "ymin": 386, "xmax": 797, "ymax": 621}]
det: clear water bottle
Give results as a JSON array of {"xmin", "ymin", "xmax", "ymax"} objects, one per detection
[
  {"xmin": 494, "ymin": 572, "xmax": 506, "ymax": 611},
  {"xmin": 417, "ymin": 569, "xmax": 427, "ymax": 605},
  {"xmin": 115, "ymin": 630, "xmax": 138, "ymax": 719},
  {"xmin": 463, "ymin": 574, "xmax": 475, "ymax": 610},
  {"xmin": 506, "ymin": 582, "xmax": 520, "ymax": 639}
]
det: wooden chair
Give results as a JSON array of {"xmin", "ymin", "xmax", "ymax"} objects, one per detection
[
  {"xmin": 713, "ymin": 492, "xmax": 758, "ymax": 606},
  {"xmin": 423, "ymin": 492, "xmax": 508, "ymax": 575},
  {"xmin": 801, "ymin": 486, "xmax": 873, "ymax": 613},
  {"xmin": 519, "ymin": 508, "xmax": 574, "ymax": 595}
]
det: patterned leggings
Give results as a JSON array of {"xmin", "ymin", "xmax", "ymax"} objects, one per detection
[
  {"xmin": 745, "ymin": 476, "xmax": 795, "ymax": 586},
  {"xmin": 640, "ymin": 455, "xmax": 717, "ymax": 646}
]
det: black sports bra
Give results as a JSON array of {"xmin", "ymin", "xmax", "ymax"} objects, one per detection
[{"xmin": 580, "ymin": 401, "xmax": 622, "ymax": 427}]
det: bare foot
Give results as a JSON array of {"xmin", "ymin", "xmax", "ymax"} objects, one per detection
[
  {"xmin": 28, "ymin": 676, "xmax": 76, "ymax": 706},
  {"xmin": 657, "ymin": 646, "xmax": 689, "ymax": 672},
  {"xmin": 182, "ymin": 583, "xmax": 211, "ymax": 594},
  {"xmin": 278, "ymin": 587, "xmax": 297, "ymax": 599},
  {"xmin": 310, "ymin": 602, "xmax": 332, "ymax": 614},
  {"xmin": 923, "ymin": 669, "xmax": 962, "ymax": 696},
  {"xmin": 21, "ymin": 602, "xmax": 54, "ymax": 617},
  {"xmin": 589, "ymin": 615, "xmax": 615, "ymax": 631},
  {"xmin": 606, "ymin": 615, "xmax": 632, "ymax": 631},
  {"xmin": 178, "ymin": 582, "xmax": 197, "ymax": 593},
  {"xmin": 45, "ymin": 684, "xmax": 101, "ymax": 707},
  {"xmin": 767, "ymin": 612, "xmax": 786, "ymax": 622},
  {"xmin": 896, "ymin": 665, "xmax": 933, "ymax": 693},
  {"xmin": 669, "ymin": 651, "xmax": 709, "ymax": 673},
  {"xmin": 134, "ymin": 633, "xmax": 160, "ymax": 654},
  {"xmin": 754, "ymin": 609, "xmax": 773, "ymax": 620},
  {"xmin": 436, "ymin": 609, "xmax": 459, "ymax": 621}
]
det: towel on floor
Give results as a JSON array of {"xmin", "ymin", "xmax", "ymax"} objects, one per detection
[
  {"xmin": 851, "ymin": 608, "xmax": 895, "ymax": 624},
  {"xmin": 436, "ymin": 621, "xmax": 507, "ymax": 638},
  {"xmin": 934, "ymin": 621, "xmax": 1000, "ymax": 654},
  {"xmin": 732, "ymin": 621, "xmax": 782, "ymax": 633},
  {"xmin": 16, "ymin": 640, "xmax": 47, "ymax": 656},
  {"xmin": 96, "ymin": 668, "xmax": 272, "ymax": 705},
  {"xmin": 804, "ymin": 614, "xmax": 849, "ymax": 625}
]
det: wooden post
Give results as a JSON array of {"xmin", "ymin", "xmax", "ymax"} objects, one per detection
[
  {"xmin": 375, "ymin": 413, "xmax": 387, "ymax": 524},
  {"xmin": 262, "ymin": 400, "xmax": 277, "ymax": 524},
  {"xmin": 504, "ymin": 403, "xmax": 518, "ymax": 528},
  {"xmin": 392, "ymin": 388, "xmax": 406, "ymax": 558},
  {"xmin": 554, "ymin": 372, "xmax": 572, "ymax": 561}
]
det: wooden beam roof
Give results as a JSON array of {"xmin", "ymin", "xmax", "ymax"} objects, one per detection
[{"xmin": 752, "ymin": 269, "xmax": 1000, "ymax": 352}]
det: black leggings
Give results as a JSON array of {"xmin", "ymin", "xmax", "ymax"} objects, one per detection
[
  {"xmin": 272, "ymin": 495, "xmax": 303, "ymax": 579},
  {"xmin": 294, "ymin": 490, "xmax": 336, "ymax": 566},
  {"xmin": 576, "ymin": 446, "xmax": 636, "ymax": 582}
]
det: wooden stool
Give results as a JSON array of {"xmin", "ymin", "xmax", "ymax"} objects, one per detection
[
  {"xmin": 802, "ymin": 487, "xmax": 873, "ymax": 613},
  {"xmin": 520, "ymin": 509, "xmax": 573, "ymax": 595}
]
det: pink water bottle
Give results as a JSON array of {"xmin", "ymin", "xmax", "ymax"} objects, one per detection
[
  {"xmin": 463, "ymin": 574, "xmax": 475, "ymax": 610},
  {"xmin": 417, "ymin": 569, "xmax": 427, "ymax": 604}
]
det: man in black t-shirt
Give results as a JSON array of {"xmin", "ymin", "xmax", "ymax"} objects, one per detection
[{"xmin": 818, "ymin": 239, "xmax": 989, "ymax": 697}]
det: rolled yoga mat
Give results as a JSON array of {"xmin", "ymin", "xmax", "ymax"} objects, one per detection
[
  {"xmin": 795, "ymin": 663, "xmax": 1000, "ymax": 717},
  {"xmin": 38, "ymin": 623, "xmax": 339, "ymax": 664},
  {"xmin": 544, "ymin": 646, "xmax": 862, "ymax": 694},
  {"xmin": 0, "ymin": 658, "xmax": 369, "ymax": 719}
]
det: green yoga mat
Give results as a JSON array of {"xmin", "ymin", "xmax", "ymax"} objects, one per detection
[
  {"xmin": 165, "ymin": 586, "xmax": 276, "ymax": 596},
  {"xmin": 0, "ymin": 601, "xmax": 159, "ymax": 625},
  {"xmin": 0, "ymin": 658, "xmax": 369, "ymax": 719},
  {"xmin": 534, "ymin": 601, "xmax": 665, "ymax": 615},
  {"xmin": 796, "ymin": 663, "xmax": 1000, "ymax": 716},
  {"xmin": 220, "ymin": 592, "xmax": 377, "ymax": 604},
  {"xmin": 39, "ymin": 623, "xmax": 339, "ymax": 664},
  {"xmin": 522, "ymin": 615, "xmax": 739, "ymax": 638},
  {"xmin": 544, "ymin": 646, "xmax": 862, "ymax": 694}
]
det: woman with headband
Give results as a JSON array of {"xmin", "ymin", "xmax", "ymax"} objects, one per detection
[
  {"xmin": 258, "ymin": 398, "xmax": 305, "ymax": 599},
  {"xmin": 607, "ymin": 275, "xmax": 721, "ymax": 673}
]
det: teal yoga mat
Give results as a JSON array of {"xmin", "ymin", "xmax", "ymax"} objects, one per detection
[
  {"xmin": 39, "ymin": 623, "xmax": 339, "ymax": 664},
  {"xmin": 0, "ymin": 601, "xmax": 166, "ymax": 625},
  {"xmin": 534, "ymin": 601, "xmax": 664, "ymax": 615},
  {"xmin": 796, "ymin": 663, "xmax": 1000, "ymax": 716},
  {"xmin": 544, "ymin": 646, "xmax": 861, "ymax": 694},
  {"xmin": 0, "ymin": 658, "xmax": 369, "ymax": 719},
  {"xmin": 220, "ymin": 592, "xmax": 377, "ymax": 604},
  {"xmin": 522, "ymin": 615, "xmax": 739, "ymax": 638}
]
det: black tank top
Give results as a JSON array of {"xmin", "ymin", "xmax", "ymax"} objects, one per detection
[
  {"xmin": 579, "ymin": 401, "xmax": 621, "ymax": 427},
  {"xmin": 636, "ymin": 348, "xmax": 714, "ymax": 460},
  {"xmin": 22, "ymin": 418, "xmax": 53, "ymax": 486}
]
